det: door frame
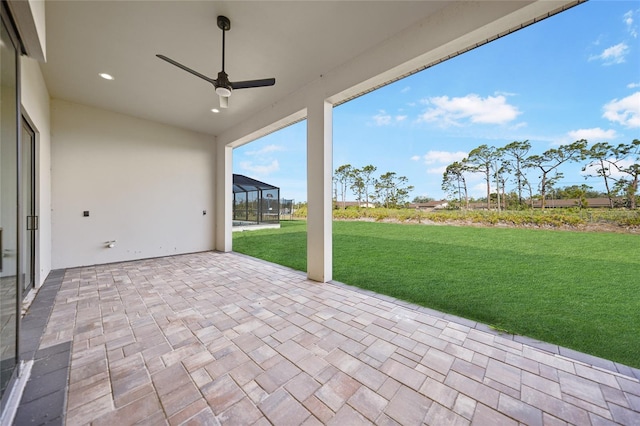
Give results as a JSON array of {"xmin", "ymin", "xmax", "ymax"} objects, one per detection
[{"xmin": 21, "ymin": 117, "xmax": 37, "ymax": 298}]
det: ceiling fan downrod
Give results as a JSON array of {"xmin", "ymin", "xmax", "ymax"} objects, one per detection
[
  {"xmin": 216, "ymin": 16, "xmax": 232, "ymax": 97},
  {"xmin": 217, "ymin": 15, "xmax": 230, "ymax": 72}
]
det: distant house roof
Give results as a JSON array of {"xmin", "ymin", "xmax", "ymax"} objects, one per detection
[
  {"xmin": 233, "ymin": 174, "xmax": 279, "ymax": 193},
  {"xmin": 411, "ymin": 201, "xmax": 449, "ymax": 209},
  {"xmin": 531, "ymin": 198, "xmax": 620, "ymax": 208}
]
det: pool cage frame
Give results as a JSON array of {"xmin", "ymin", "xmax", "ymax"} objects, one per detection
[{"xmin": 233, "ymin": 174, "xmax": 280, "ymax": 226}]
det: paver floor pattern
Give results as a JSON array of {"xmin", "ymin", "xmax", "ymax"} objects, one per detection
[{"xmin": 39, "ymin": 252, "xmax": 640, "ymax": 425}]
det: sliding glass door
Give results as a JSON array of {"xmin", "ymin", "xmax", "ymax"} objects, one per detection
[{"xmin": 0, "ymin": 4, "xmax": 20, "ymax": 409}]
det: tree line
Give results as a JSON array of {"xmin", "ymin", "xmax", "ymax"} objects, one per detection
[
  {"xmin": 333, "ymin": 165, "xmax": 414, "ymax": 209},
  {"xmin": 442, "ymin": 139, "xmax": 640, "ymax": 209},
  {"xmin": 333, "ymin": 139, "xmax": 639, "ymax": 211}
]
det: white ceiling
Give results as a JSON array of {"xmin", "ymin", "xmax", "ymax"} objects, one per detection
[{"xmin": 41, "ymin": 1, "xmax": 577, "ymax": 139}]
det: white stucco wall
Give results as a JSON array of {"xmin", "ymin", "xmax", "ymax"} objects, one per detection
[
  {"xmin": 51, "ymin": 99, "xmax": 216, "ymax": 269},
  {"xmin": 21, "ymin": 57, "xmax": 51, "ymax": 287}
]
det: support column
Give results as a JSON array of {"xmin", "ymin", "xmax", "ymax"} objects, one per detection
[
  {"xmin": 306, "ymin": 99, "xmax": 332, "ymax": 282},
  {"xmin": 214, "ymin": 142, "xmax": 233, "ymax": 252}
]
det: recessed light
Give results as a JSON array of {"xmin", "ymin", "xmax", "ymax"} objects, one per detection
[
  {"xmin": 211, "ymin": 108, "xmax": 220, "ymax": 113},
  {"xmin": 99, "ymin": 73, "xmax": 114, "ymax": 80}
]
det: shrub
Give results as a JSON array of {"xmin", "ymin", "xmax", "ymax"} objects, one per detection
[
  {"xmin": 313, "ymin": 206, "xmax": 638, "ymax": 230},
  {"xmin": 622, "ymin": 212, "xmax": 640, "ymax": 226}
]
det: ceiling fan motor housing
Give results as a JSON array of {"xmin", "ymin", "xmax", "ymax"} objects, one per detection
[{"xmin": 215, "ymin": 71, "xmax": 232, "ymax": 97}]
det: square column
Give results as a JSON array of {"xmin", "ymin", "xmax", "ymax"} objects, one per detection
[
  {"xmin": 215, "ymin": 143, "xmax": 232, "ymax": 252},
  {"xmin": 306, "ymin": 99, "xmax": 332, "ymax": 282}
]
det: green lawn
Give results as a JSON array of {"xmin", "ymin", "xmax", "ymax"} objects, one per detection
[{"xmin": 233, "ymin": 220, "xmax": 640, "ymax": 368}]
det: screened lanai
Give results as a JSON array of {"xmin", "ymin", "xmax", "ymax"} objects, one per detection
[{"xmin": 233, "ymin": 174, "xmax": 280, "ymax": 227}]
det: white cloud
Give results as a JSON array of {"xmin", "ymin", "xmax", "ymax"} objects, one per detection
[
  {"xmin": 421, "ymin": 150, "xmax": 468, "ymax": 165},
  {"xmin": 589, "ymin": 42, "xmax": 629, "ymax": 65},
  {"xmin": 401, "ymin": 86, "xmax": 411, "ymax": 94},
  {"xmin": 628, "ymin": 82, "xmax": 640, "ymax": 89},
  {"xmin": 418, "ymin": 94, "xmax": 521, "ymax": 126},
  {"xmin": 372, "ymin": 110, "xmax": 392, "ymax": 126},
  {"xmin": 372, "ymin": 110, "xmax": 407, "ymax": 126},
  {"xmin": 245, "ymin": 144, "xmax": 285, "ymax": 156},
  {"xmin": 426, "ymin": 165, "xmax": 448, "ymax": 175},
  {"xmin": 470, "ymin": 182, "xmax": 495, "ymax": 198},
  {"xmin": 602, "ymin": 92, "xmax": 640, "ymax": 128},
  {"xmin": 239, "ymin": 160, "xmax": 280, "ymax": 175},
  {"xmin": 414, "ymin": 150, "xmax": 468, "ymax": 175},
  {"xmin": 239, "ymin": 144, "xmax": 285, "ymax": 176},
  {"xmin": 495, "ymin": 91, "xmax": 517, "ymax": 97},
  {"xmin": 567, "ymin": 128, "xmax": 617, "ymax": 142},
  {"xmin": 582, "ymin": 158, "xmax": 635, "ymax": 180},
  {"xmin": 624, "ymin": 10, "xmax": 638, "ymax": 38}
]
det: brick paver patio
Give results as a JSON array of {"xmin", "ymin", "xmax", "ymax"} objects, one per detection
[{"xmin": 29, "ymin": 252, "xmax": 640, "ymax": 425}]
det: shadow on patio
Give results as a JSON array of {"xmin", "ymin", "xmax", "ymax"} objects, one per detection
[{"xmin": 16, "ymin": 252, "xmax": 640, "ymax": 425}]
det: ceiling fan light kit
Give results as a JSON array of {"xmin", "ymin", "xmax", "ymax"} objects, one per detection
[
  {"xmin": 157, "ymin": 15, "xmax": 275, "ymax": 109},
  {"xmin": 215, "ymin": 86, "xmax": 232, "ymax": 97}
]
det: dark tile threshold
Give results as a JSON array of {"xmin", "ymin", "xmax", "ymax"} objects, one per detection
[{"xmin": 14, "ymin": 269, "xmax": 69, "ymax": 426}]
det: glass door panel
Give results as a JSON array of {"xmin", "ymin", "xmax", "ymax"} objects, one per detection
[
  {"xmin": 0, "ymin": 8, "xmax": 19, "ymax": 407},
  {"xmin": 21, "ymin": 119, "xmax": 36, "ymax": 297}
]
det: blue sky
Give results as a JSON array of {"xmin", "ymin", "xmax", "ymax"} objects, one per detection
[{"xmin": 234, "ymin": 1, "xmax": 640, "ymax": 203}]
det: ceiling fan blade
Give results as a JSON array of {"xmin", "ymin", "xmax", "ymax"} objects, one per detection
[
  {"xmin": 230, "ymin": 78, "xmax": 276, "ymax": 90},
  {"xmin": 156, "ymin": 54, "xmax": 217, "ymax": 85},
  {"xmin": 219, "ymin": 95, "xmax": 229, "ymax": 109}
]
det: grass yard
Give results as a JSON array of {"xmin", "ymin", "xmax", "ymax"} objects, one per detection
[{"xmin": 233, "ymin": 220, "xmax": 640, "ymax": 368}]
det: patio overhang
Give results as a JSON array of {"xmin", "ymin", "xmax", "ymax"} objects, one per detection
[
  {"xmin": 9, "ymin": 3, "xmax": 640, "ymax": 424},
  {"xmin": 20, "ymin": 1, "xmax": 582, "ymax": 282}
]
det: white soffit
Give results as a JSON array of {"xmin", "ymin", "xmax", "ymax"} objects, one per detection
[
  {"xmin": 218, "ymin": 0, "xmax": 582, "ymax": 147},
  {"xmin": 40, "ymin": 1, "xmax": 580, "ymax": 141}
]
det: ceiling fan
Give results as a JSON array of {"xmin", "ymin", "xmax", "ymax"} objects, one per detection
[{"xmin": 156, "ymin": 15, "xmax": 275, "ymax": 109}]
